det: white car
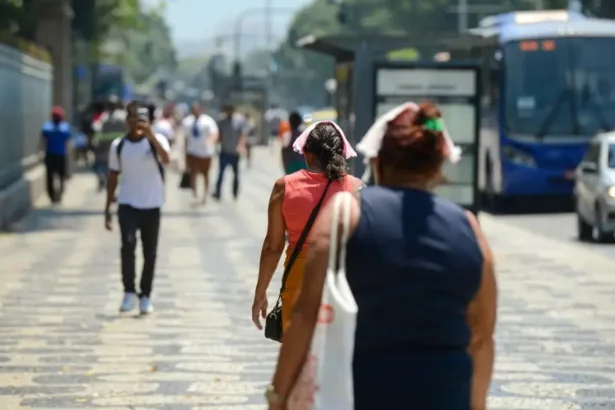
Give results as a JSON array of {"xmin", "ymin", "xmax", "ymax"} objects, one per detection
[{"xmin": 574, "ymin": 132, "xmax": 615, "ymax": 242}]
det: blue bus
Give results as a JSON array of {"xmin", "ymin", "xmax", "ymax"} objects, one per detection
[{"xmin": 446, "ymin": 10, "xmax": 615, "ymax": 206}]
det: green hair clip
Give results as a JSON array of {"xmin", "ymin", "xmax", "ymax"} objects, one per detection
[{"xmin": 423, "ymin": 118, "xmax": 444, "ymax": 132}]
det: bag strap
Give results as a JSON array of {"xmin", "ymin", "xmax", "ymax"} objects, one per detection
[
  {"xmin": 116, "ymin": 135, "xmax": 127, "ymax": 171},
  {"xmin": 280, "ymin": 179, "xmax": 333, "ymax": 293},
  {"xmin": 328, "ymin": 192, "xmax": 352, "ymax": 273}
]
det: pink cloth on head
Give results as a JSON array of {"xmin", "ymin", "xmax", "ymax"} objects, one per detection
[{"xmin": 292, "ymin": 120, "xmax": 357, "ymax": 159}]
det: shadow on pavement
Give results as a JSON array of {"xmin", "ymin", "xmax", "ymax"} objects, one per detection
[
  {"xmin": 482, "ymin": 196, "xmax": 575, "ymax": 215},
  {"xmin": 7, "ymin": 207, "xmax": 215, "ymax": 233}
]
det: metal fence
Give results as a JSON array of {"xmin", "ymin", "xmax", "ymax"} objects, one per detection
[{"xmin": 0, "ymin": 44, "xmax": 53, "ymax": 190}]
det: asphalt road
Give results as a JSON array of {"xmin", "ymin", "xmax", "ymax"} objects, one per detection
[{"xmin": 494, "ymin": 212, "xmax": 615, "ymax": 259}]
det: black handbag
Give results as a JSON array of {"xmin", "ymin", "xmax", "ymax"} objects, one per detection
[
  {"xmin": 264, "ymin": 180, "xmax": 332, "ymax": 343},
  {"xmin": 179, "ymin": 171, "xmax": 191, "ymax": 189}
]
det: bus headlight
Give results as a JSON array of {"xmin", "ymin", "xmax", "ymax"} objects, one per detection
[
  {"xmin": 502, "ymin": 145, "xmax": 536, "ymax": 167},
  {"xmin": 607, "ymin": 186, "xmax": 615, "ymax": 199}
]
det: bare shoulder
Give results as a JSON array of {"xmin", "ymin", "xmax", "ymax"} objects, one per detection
[
  {"xmin": 347, "ymin": 175, "xmax": 365, "ymax": 191},
  {"xmin": 465, "ymin": 210, "xmax": 480, "ymax": 230},
  {"xmin": 465, "ymin": 210, "xmax": 492, "ymax": 259},
  {"xmin": 271, "ymin": 177, "xmax": 286, "ymax": 201}
]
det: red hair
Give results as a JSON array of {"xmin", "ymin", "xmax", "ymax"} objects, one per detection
[{"xmin": 378, "ymin": 102, "xmax": 447, "ymax": 177}]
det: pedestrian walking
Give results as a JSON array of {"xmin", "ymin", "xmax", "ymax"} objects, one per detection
[
  {"xmin": 104, "ymin": 101, "xmax": 171, "ymax": 315},
  {"xmin": 243, "ymin": 112, "xmax": 258, "ymax": 168},
  {"xmin": 182, "ymin": 102, "xmax": 218, "ymax": 205},
  {"xmin": 213, "ymin": 104, "xmax": 247, "ymax": 201},
  {"xmin": 280, "ymin": 111, "xmax": 307, "ymax": 174},
  {"xmin": 252, "ymin": 120, "xmax": 363, "ymax": 336},
  {"xmin": 266, "ymin": 102, "xmax": 496, "ymax": 410},
  {"xmin": 41, "ymin": 106, "xmax": 71, "ymax": 204},
  {"xmin": 153, "ymin": 105, "xmax": 176, "ymax": 147}
]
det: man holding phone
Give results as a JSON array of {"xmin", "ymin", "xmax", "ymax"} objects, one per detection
[{"xmin": 104, "ymin": 101, "xmax": 170, "ymax": 315}]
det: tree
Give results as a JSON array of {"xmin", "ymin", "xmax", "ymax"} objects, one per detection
[
  {"xmin": 0, "ymin": 0, "xmax": 37, "ymax": 41},
  {"xmin": 72, "ymin": 0, "xmax": 144, "ymax": 44},
  {"xmin": 276, "ymin": 0, "xmax": 572, "ymax": 106},
  {"xmin": 71, "ymin": 0, "xmax": 176, "ymax": 86},
  {"xmin": 273, "ymin": 0, "xmax": 342, "ymax": 106},
  {"xmin": 116, "ymin": 12, "xmax": 177, "ymax": 84}
]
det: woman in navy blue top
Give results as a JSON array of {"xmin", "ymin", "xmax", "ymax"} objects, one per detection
[{"xmin": 267, "ymin": 102, "xmax": 497, "ymax": 410}]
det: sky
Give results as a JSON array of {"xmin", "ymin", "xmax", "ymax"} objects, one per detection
[{"xmin": 145, "ymin": 0, "xmax": 312, "ymax": 59}]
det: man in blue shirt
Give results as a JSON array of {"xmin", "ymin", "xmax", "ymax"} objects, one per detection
[{"xmin": 41, "ymin": 106, "xmax": 71, "ymax": 203}]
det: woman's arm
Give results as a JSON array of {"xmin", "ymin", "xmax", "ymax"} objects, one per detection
[
  {"xmin": 465, "ymin": 211, "xmax": 497, "ymax": 410},
  {"xmin": 252, "ymin": 177, "xmax": 287, "ymax": 330},
  {"xmin": 268, "ymin": 192, "xmax": 360, "ymax": 406}
]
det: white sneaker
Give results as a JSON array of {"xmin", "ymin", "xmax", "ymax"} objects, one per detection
[
  {"xmin": 139, "ymin": 296, "xmax": 154, "ymax": 315},
  {"xmin": 119, "ymin": 292, "xmax": 136, "ymax": 312}
]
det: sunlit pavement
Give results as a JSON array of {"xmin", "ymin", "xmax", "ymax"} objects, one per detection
[{"xmin": 1, "ymin": 146, "xmax": 615, "ymax": 409}]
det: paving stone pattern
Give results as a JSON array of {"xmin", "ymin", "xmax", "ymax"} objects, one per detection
[{"xmin": 0, "ymin": 147, "xmax": 614, "ymax": 409}]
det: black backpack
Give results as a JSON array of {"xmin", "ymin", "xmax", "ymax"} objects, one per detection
[{"xmin": 116, "ymin": 135, "xmax": 165, "ymax": 181}]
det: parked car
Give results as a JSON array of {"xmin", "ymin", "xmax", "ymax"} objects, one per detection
[{"xmin": 574, "ymin": 132, "xmax": 615, "ymax": 242}]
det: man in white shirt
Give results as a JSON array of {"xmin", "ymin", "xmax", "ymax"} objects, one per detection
[
  {"xmin": 104, "ymin": 101, "xmax": 171, "ymax": 315},
  {"xmin": 154, "ymin": 112, "xmax": 176, "ymax": 146},
  {"xmin": 182, "ymin": 102, "xmax": 218, "ymax": 205}
]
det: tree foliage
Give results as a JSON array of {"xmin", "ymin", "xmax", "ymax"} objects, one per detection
[
  {"xmin": 276, "ymin": 0, "xmax": 570, "ymax": 106},
  {"xmin": 0, "ymin": 0, "xmax": 37, "ymax": 40},
  {"xmin": 0, "ymin": 0, "xmax": 175, "ymax": 85},
  {"xmin": 115, "ymin": 12, "xmax": 177, "ymax": 84}
]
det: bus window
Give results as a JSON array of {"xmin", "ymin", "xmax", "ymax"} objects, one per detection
[
  {"xmin": 504, "ymin": 37, "xmax": 615, "ymax": 137},
  {"xmin": 570, "ymin": 38, "xmax": 615, "ymax": 134},
  {"xmin": 504, "ymin": 38, "xmax": 572, "ymax": 136}
]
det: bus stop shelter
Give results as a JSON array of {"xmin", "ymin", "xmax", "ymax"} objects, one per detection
[
  {"xmin": 297, "ymin": 34, "xmax": 456, "ymax": 174},
  {"xmin": 297, "ymin": 34, "xmax": 482, "ymax": 213}
]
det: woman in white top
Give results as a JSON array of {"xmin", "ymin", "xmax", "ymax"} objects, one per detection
[{"xmin": 182, "ymin": 102, "xmax": 218, "ymax": 204}]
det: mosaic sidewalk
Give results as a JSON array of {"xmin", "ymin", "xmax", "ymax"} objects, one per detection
[{"xmin": 0, "ymin": 147, "xmax": 614, "ymax": 409}]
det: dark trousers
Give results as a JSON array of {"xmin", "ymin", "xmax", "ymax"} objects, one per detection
[
  {"xmin": 214, "ymin": 151, "xmax": 240, "ymax": 198},
  {"xmin": 45, "ymin": 154, "xmax": 66, "ymax": 202},
  {"xmin": 118, "ymin": 205, "xmax": 161, "ymax": 297}
]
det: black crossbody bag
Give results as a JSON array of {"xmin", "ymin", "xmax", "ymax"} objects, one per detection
[{"xmin": 264, "ymin": 180, "xmax": 332, "ymax": 343}]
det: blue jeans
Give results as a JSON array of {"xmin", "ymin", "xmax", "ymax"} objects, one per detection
[{"xmin": 215, "ymin": 151, "xmax": 240, "ymax": 198}]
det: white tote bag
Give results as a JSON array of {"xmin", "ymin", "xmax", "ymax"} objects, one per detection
[{"xmin": 288, "ymin": 192, "xmax": 359, "ymax": 410}]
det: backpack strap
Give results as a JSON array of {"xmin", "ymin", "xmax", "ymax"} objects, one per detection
[
  {"xmin": 148, "ymin": 139, "xmax": 165, "ymax": 181},
  {"xmin": 115, "ymin": 134, "xmax": 164, "ymax": 181},
  {"xmin": 115, "ymin": 135, "xmax": 126, "ymax": 172}
]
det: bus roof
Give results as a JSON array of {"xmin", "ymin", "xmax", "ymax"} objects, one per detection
[{"xmin": 470, "ymin": 10, "xmax": 615, "ymax": 42}]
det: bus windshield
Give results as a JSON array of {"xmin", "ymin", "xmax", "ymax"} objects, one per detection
[{"xmin": 504, "ymin": 37, "xmax": 615, "ymax": 137}]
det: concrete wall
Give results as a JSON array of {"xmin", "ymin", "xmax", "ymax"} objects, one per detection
[{"xmin": 0, "ymin": 44, "xmax": 53, "ymax": 230}]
